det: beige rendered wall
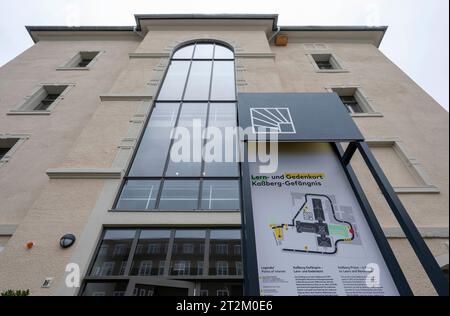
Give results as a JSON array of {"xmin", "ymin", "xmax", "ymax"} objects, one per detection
[
  {"xmin": 0, "ymin": 36, "xmax": 141, "ymax": 295},
  {"xmin": 0, "ymin": 26, "xmax": 447, "ymax": 296}
]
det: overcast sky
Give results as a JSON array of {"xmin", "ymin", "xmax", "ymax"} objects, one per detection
[{"xmin": 0, "ymin": 0, "xmax": 448, "ymax": 110}]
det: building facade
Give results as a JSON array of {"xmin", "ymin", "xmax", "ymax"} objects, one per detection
[{"xmin": 0, "ymin": 14, "xmax": 448, "ymax": 296}]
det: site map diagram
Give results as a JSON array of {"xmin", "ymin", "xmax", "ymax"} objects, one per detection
[{"xmin": 269, "ymin": 193, "xmax": 357, "ymax": 255}]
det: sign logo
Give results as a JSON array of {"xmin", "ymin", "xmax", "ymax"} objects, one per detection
[{"xmin": 250, "ymin": 107, "xmax": 296, "ymax": 134}]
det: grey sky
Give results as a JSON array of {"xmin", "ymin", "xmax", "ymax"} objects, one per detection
[{"xmin": 0, "ymin": 0, "xmax": 448, "ymax": 110}]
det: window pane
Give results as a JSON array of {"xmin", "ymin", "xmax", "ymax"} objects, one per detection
[
  {"xmin": 82, "ymin": 282, "xmax": 128, "ymax": 296},
  {"xmin": 116, "ymin": 180, "xmax": 160, "ymax": 210},
  {"xmin": 209, "ymin": 230, "xmax": 242, "ymax": 276},
  {"xmin": 172, "ymin": 45, "xmax": 194, "ymax": 59},
  {"xmin": 214, "ymin": 45, "xmax": 234, "ymax": 59},
  {"xmin": 204, "ymin": 104, "xmax": 239, "ymax": 176},
  {"xmin": 158, "ymin": 61, "xmax": 190, "ymax": 100},
  {"xmin": 170, "ymin": 230, "xmax": 206, "ymax": 276},
  {"xmin": 129, "ymin": 103, "xmax": 179, "ymax": 177},
  {"xmin": 158, "ymin": 180, "xmax": 200, "ymax": 210},
  {"xmin": 199, "ymin": 282, "xmax": 243, "ymax": 296},
  {"xmin": 193, "ymin": 44, "xmax": 214, "ymax": 59},
  {"xmin": 183, "ymin": 61, "xmax": 212, "ymax": 100},
  {"xmin": 130, "ymin": 230, "xmax": 171, "ymax": 276},
  {"xmin": 166, "ymin": 103, "xmax": 207, "ymax": 177},
  {"xmin": 90, "ymin": 230, "xmax": 136, "ymax": 276},
  {"xmin": 175, "ymin": 103, "xmax": 208, "ymax": 127},
  {"xmin": 207, "ymin": 103, "xmax": 236, "ymax": 127},
  {"xmin": 210, "ymin": 61, "xmax": 235, "ymax": 100},
  {"xmin": 201, "ymin": 180, "xmax": 240, "ymax": 210}
]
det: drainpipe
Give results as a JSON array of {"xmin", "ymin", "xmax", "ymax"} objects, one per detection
[
  {"xmin": 133, "ymin": 26, "xmax": 145, "ymax": 38},
  {"xmin": 268, "ymin": 27, "xmax": 281, "ymax": 44}
]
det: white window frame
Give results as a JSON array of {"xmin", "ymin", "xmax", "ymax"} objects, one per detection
[
  {"xmin": 119, "ymin": 261, "xmax": 127, "ymax": 275},
  {"xmin": 138, "ymin": 260, "xmax": 153, "ymax": 276},
  {"xmin": 172, "ymin": 260, "xmax": 190, "ymax": 276},
  {"xmin": 100, "ymin": 261, "xmax": 115, "ymax": 276},
  {"xmin": 57, "ymin": 51, "xmax": 104, "ymax": 71},
  {"xmin": 112, "ymin": 243, "xmax": 128, "ymax": 256},
  {"xmin": 216, "ymin": 261, "xmax": 229, "ymax": 276},
  {"xmin": 325, "ymin": 85, "xmax": 383, "ymax": 117},
  {"xmin": 216, "ymin": 243, "xmax": 228, "ymax": 255},
  {"xmin": 7, "ymin": 83, "xmax": 74, "ymax": 115},
  {"xmin": 235, "ymin": 261, "xmax": 243, "ymax": 275},
  {"xmin": 0, "ymin": 134, "xmax": 29, "ymax": 168},
  {"xmin": 147, "ymin": 243, "xmax": 160, "ymax": 254},
  {"xmin": 197, "ymin": 261, "xmax": 204, "ymax": 275},
  {"xmin": 366, "ymin": 138, "xmax": 439, "ymax": 194},
  {"xmin": 216, "ymin": 289, "xmax": 230, "ymax": 296}
]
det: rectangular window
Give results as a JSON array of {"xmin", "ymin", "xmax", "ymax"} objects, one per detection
[
  {"xmin": 158, "ymin": 180, "xmax": 200, "ymax": 210},
  {"xmin": 130, "ymin": 230, "xmax": 170, "ymax": 276},
  {"xmin": 0, "ymin": 138, "xmax": 18, "ymax": 161},
  {"xmin": 328, "ymin": 87, "xmax": 380, "ymax": 116},
  {"xmin": 209, "ymin": 230, "xmax": 242, "ymax": 276},
  {"xmin": 183, "ymin": 61, "xmax": 212, "ymax": 100},
  {"xmin": 82, "ymin": 282, "xmax": 127, "ymax": 296},
  {"xmin": 340, "ymin": 95, "xmax": 363, "ymax": 114},
  {"xmin": 129, "ymin": 103, "xmax": 180, "ymax": 177},
  {"xmin": 10, "ymin": 85, "xmax": 69, "ymax": 113},
  {"xmin": 165, "ymin": 103, "xmax": 207, "ymax": 177},
  {"xmin": 83, "ymin": 228, "xmax": 244, "ymax": 296},
  {"xmin": 216, "ymin": 261, "xmax": 229, "ymax": 276},
  {"xmin": 170, "ymin": 230, "xmax": 205, "ymax": 276},
  {"xmin": 60, "ymin": 51, "xmax": 100, "ymax": 69},
  {"xmin": 200, "ymin": 180, "xmax": 240, "ymax": 210},
  {"xmin": 203, "ymin": 103, "xmax": 239, "ymax": 177},
  {"xmin": 210, "ymin": 61, "xmax": 235, "ymax": 100},
  {"xmin": 90, "ymin": 230, "xmax": 135, "ymax": 276},
  {"xmin": 309, "ymin": 53, "xmax": 346, "ymax": 72},
  {"xmin": 116, "ymin": 180, "xmax": 160, "ymax": 211},
  {"xmin": 157, "ymin": 61, "xmax": 190, "ymax": 100}
]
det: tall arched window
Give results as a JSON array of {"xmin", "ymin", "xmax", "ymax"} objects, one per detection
[{"xmin": 115, "ymin": 42, "xmax": 240, "ymax": 211}]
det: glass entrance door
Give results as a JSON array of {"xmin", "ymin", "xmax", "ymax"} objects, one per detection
[{"xmin": 125, "ymin": 279, "xmax": 195, "ymax": 296}]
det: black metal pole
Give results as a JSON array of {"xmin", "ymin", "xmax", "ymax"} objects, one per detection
[
  {"xmin": 334, "ymin": 143, "xmax": 413, "ymax": 296},
  {"xmin": 240, "ymin": 141, "xmax": 261, "ymax": 296},
  {"xmin": 357, "ymin": 141, "xmax": 449, "ymax": 296}
]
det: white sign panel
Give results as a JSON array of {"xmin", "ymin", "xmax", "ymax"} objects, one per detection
[{"xmin": 249, "ymin": 142, "xmax": 399, "ymax": 296}]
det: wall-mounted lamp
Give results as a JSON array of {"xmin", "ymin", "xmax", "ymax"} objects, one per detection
[{"xmin": 60, "ymin": 234, "xmax": 76, "ymax": 249}]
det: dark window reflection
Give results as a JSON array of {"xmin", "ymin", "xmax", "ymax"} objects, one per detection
[
  {"xmin": 90, "ymin": 230, "xmax": 135, "ymax": 276},
  {"xmin": 209, "ymin": 230, "xmax": 242, "ymax": 276},
  {"xmin": 170, "ymin": 230, "xmax": 206, "ymax": 276},
  {"xmin": 199, "ymin": 282, "xmax": 243, "ymax": 296},
  {"xmin": 130, "ymin": 230, "xmax": 171, "ymax": 276},
  {"xmin": 82, "ymin": 282, "xmax": 127, "ymax": 296}
]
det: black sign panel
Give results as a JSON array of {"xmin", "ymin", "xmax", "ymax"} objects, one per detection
[{"xmin": 238, "ymin": 93, "xmax": 364, "ymax": 142}]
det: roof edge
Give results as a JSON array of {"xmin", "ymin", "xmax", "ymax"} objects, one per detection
[
  {"xmin": 25, "ymin": 26, "xmax": 136, "ymax": 43},
  {"xmin": 134, "ymin": 13, "xmax": 279, "ymax": 31},
  {"xmin": 25, "ymin": 15, "xmax": 387, "ymax": 47}
]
